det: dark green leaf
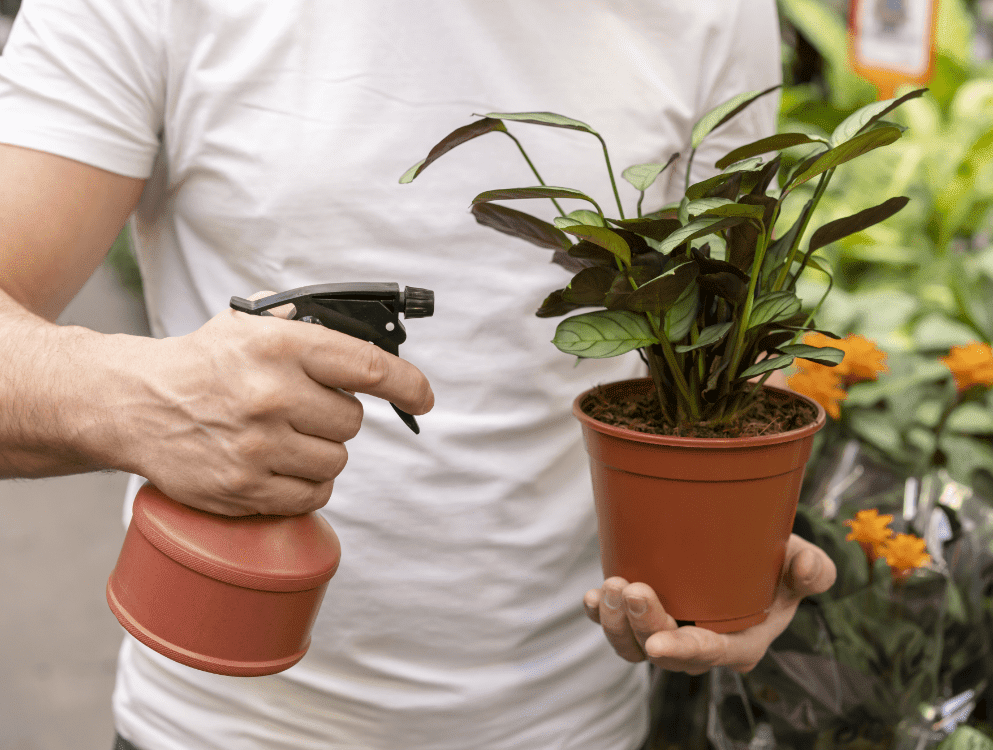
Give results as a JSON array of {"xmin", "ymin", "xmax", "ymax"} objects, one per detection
[
  {"xmin": 739, "ymin": 355, "xmax": 794, "ymax": 379},
  {"xmin": 561, "ymin": 225, "xmax": 631, "ymax": 266},
  {"xmin": 807, "ymin": 196, "xmax": 910, "ymax": 253},
  {"xmin": 714, "ymin": 133, "xmax": 821, "ymax": 170},
  {"xmin": 690, "ymin": 245, "xmax": 749, "ymax": 280},
  {"xmin": 828, "ymin": 88, "xmax": 927, "ymax": 146},
  {"xmin": 686, "ymin": 174, "xmax": 732, "ymax": 202},
  {"xmin": 675, "ymin": 322, "xmax": 734, "ymax": 353},
  {"xmin": 762, "ymin": 200, "xmax": 813, "ymax": 284},
  {"xmin": 609, "ymin": 217, "xmax": 682, "ymax": 242},
  {"xmin": 786, "ymin": 150, "xmax": 826, "ymax": 185},
  {"xmin": 568, "ymin": 240, "xmax": 616, "ymax": 267},
  {"xmin": 551, "ymin": 310, "xmax": 657, "ymax": 358},
  {"xmin": 554, "ymin": 209, "xmax": 605, "ymax": 228},
  {"xmin": 754, "ymin": 328, "xmax": 796, "ymax": 353},
  {"xmin": 700, "ymin": 202, "xmax": 766, "ymax": 220},
  {"xmin": 706, "ymin": 170, "xmax": 744, "ymax": 201},
  {"xmin": 726, "ymin": 220, "xmax": 760, "ymax": 274},
  {"xmin": 750, "ymin": 154, "xmax": 782, "ymax": 195},
  {"xmin": 738, "ymin": 194, "xmax": 777, "ymax": 226},
  {"xmin": 550, "ymin": 250, "xmax": 589, "ymax": 274},
  {"xmin": 471, "ymin": 186, "xmax": 602, "ymax": 214},
  {"xmin": 682, "ymin": 197, "xmax": 733, "ymax": 222},
  {"xmin": 483, "ymin": 111, "xmax": 597, "ymax": 135},
  {"xmin": 748, "ymin": 292, "xmax": 802, "ymax": 329},
  {"xmin": 630, "ymin": 251, "xmax": 667, "ymax": 278},
  {"xmin": 400, "ymin": 117, "xmax": 507, "ymax": 183},
  {"xmin": 656, "ymin": 216, "xmax": 744, "ymax": 255},
  {"xmin": 604, "ymin": 265, "xmax": 662, "ymax": 309},
  {"xmin": 690, "ymin": 85, "xmax": 781, "ymax": 149},
  {"xmin": 535, "ymin": 289, "xmax": 584, "ymax": 318},
  {"xmin": 622, "ymin": 262, "xmax": 700, "ymax": 314},
  {"xmin": 663, "ymin": 281, "xmax": 699, "ymax": 341},
  {"xmin": 470, "ymin": 203, "xmax": 572, "ymax": 251},
  {"xmin": 622, "ymin": 153, "xmax": 680, "ymax": 192},
  {"xmin": 560, "ymin": 266, "xmax": 616, "ymax": 305},
  {"xmin": 790, "ymin": 127, "xmax": 903, "ymax": 187},
  {"xmin": 697, "ymin": 272, "xmax": 748, "ymax": 305},
  {"xmin": 779, "ymin": 344, "xmax": 845, "ymax": 366}
]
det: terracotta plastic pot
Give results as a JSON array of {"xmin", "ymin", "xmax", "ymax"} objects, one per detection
[
  {"xmin": 107, "ymin": 483, "xmax": 340, "ymax": 676},
  {"xmin": 573, "ymin": 379, "xmax": 826, "ymax": 633}
]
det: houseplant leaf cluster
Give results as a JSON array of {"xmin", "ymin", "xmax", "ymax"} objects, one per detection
[{"xmin": 401, "ymin": 90, "xmax": 923, "ymax": 430}]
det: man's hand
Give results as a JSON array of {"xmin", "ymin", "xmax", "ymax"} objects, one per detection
[
  {"xmin": 0, "ymin": 146, "xmax": 433, "ymax": 515},
  {"xmin": 582, "ymin": 533, "xmax": 836, "ymax": 674},
  {"xmin": 110, "ymin": 291, "xmax": 434, "ymax": 517}
]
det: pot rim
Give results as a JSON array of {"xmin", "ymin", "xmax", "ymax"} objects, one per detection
[{"xmin": 572, "ymin": 378, "xmax": 826, "ymax": 449}]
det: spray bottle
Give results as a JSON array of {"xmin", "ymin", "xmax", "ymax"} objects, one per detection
[{"xmin": 106, "ymin": 283, "xmax": 433, "ymax": 676}]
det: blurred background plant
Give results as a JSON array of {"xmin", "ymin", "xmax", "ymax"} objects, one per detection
[{"xmin": 777, "ymin": 0, "xmax": 993, "ymax": 360}]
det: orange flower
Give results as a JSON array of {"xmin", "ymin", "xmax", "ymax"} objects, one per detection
[
  {"xmin": 803, "ymin": 332, "xmax": 888, "ymax": 386},
  {"xmin": 940, "ymin": 341, "xmax": 993, "ymax": 392},
  {"xmin": 787, "ymin": 363, "xmax": 847, "ymax": 419},
  {"xmin": 877, "ymin": 533, "xmax": 931, "ymax": 580},
  {"xmin": 845, "ymin": 508, "xmax": 895, "ymax": 549}
]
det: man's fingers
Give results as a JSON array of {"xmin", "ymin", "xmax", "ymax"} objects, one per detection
[
  {"xmin": 621, "ymin": 582, "xmax": 678, "ymax": 647},
  {"xmin": 267, "ymin": 431, "xmax": 350, "ymax": 484},
  {"xmin": 783, "ymin": 534, "xmax": 837, "ymax": 599},
  {"xmin": 298, "ymin": 328, "xmax": 435, "ymax": 416},
  {"xmin": 583, "ymin": 589, "xmax": 602, "ymax": 624},
  {"xmin": 597, "ymin": 577, "xmax": 644, "ymax": 662},
  {"xmin": 238, "ymin": 291, "xmax": 434, "ymax": 417},
  {"xmin": 645, "ymin": 627, "xmax": 734, "ymax": 675}
]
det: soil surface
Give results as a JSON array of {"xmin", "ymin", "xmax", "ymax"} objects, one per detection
[{"xmin": 581, "ymin": 386, "xmax": 818, "ymax": 439}]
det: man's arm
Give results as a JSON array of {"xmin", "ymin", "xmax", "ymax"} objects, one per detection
[
  {"xmin": 0, "ymin": 143, "xmax": 145, "ymax": 476},
  {"xmin": 0, "ymin": 144, "xmax": 434, "ymax": 515}
]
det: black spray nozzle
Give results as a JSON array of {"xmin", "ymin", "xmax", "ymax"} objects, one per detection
[{"xmin": 230, "ymin": 283, "xmax": 434, "ymax": 433}]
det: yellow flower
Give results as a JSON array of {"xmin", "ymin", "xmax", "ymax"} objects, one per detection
[
  {"xmin": 803, "ymin": 332, "xmax": 888, "ymax": 386},
  {"xmin": 940, "ymin": 341, "xmax": 993, "ymax": 392},
  {"xmin": 877, "ymin": 533, "xmax": 931, "ymax": 578},
  {"xmin": 787, "ymin": 363, "xmax": 848, "ymax": 419},
  {"xmin": 845, "ymin": 508, "xmax": 895, "ymax": 550}
]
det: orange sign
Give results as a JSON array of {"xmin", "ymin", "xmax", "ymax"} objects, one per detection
[{"xmin": 849, "ymin": 0, "xmax": 938, "ymax": 99}]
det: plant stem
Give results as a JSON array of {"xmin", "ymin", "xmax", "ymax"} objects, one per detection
[
  {"xmin": 503, "ymin": 131, "xmax": 567, "ymax": 217},
  {"xmin": 772, "ymin": 169, "xmax": 833, "ymax": 292},
  {"xmin": 594, "ymin": 134, "xmax": 626, "ymax": 220},
  {"xmin": 621, "ymin": 266, "xmax": 698, "ymax": 422},
  {"xmin": 646, "ymin": 347, "xmax": 674, "ymax": 423},
  {"xmin": 651, "ymin": 323, "xmax": 700, "ymax": 422},
  {"xmin": 723, "ymin": 221, "xmax": 769, "ymax": 391},
  {"xmin": 636, "ymin": 191, "xmax": 645, "ymax": 219},
  {"xmin": 684, "ymin": 148, "xmax": 697, "ymax": 193}
]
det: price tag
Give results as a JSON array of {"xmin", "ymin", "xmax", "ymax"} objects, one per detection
[{"xmin": 849, "ymin": 0, "xmax": 938, "ymax": 99}]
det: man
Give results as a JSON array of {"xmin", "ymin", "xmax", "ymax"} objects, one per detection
[{"xmin": 0, "ymin": 1, "xmax": 835, "ymax": 748}]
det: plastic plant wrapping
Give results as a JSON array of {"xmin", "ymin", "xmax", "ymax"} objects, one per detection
[{"xmin": 701, "ymin": 464, "xmax": 993, "ymax": 750}]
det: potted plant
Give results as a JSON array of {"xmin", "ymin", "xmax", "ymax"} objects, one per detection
[{"xmin": 401, "ymin": 87, "xmax": 923, "ymax": 632}]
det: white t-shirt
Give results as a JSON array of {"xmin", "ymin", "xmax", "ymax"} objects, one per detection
[{"xmin": 0, "ymin": 2, "xmax": 780, "ymax": 748}]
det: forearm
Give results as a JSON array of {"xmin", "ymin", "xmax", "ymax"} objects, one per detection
[{"xmin": 0, "ymin": 289, "xmax": 131, "ymax": 478}]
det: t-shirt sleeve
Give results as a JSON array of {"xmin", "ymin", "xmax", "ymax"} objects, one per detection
[
  {"xmin": 669, "ymin": 0, "xmax": 783, "ymax": 189},
  {"xmin": 0, "ymin": 0, "xmax": 165, "ymax": 178}
]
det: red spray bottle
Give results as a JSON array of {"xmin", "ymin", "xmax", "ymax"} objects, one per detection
[{"xmin": 106, "ymin": 283, "xmax": 433, "ymax": 676}]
